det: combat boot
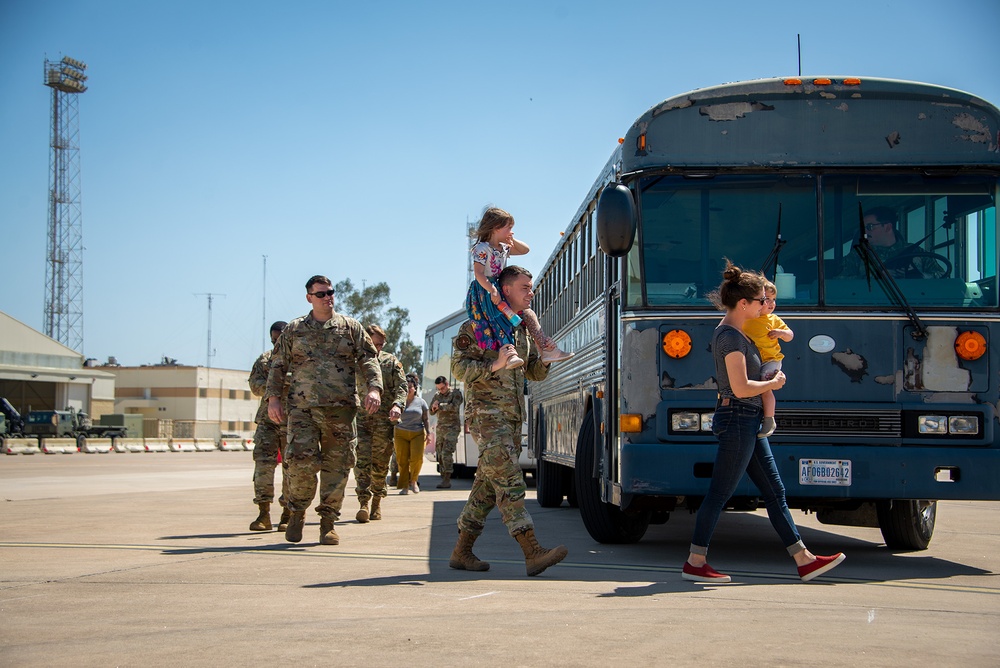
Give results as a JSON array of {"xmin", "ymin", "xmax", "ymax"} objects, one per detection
[
  {"xmin": 514, "ymin": 529, "xmax": 568, "ymax": 576},
  {"xmin": 436, "ymin": 473, "xmax": 452, "ymax": 489},
  {"xmin": 370, "ymin": 496, "xmax": 382, "ymax": 521},
  {"xmin": 249, "ymin": 502, "xmax": 272, "ymax": 531},
  {"xmin": 356, "ymin": 501, "xmax": 370, "ymax": 523},
  {"xmin": 285, "ymin": 510, "xmax": 305, "ymax": 543},
  {"xmin": 320, "ymin": 517, "xmax": 340, "ymax": 545},
  {"xmin": 277, "ymin": 506, "xmax": 290, "ymax": 532},
  {"xmin": 389, "ymin": 472, "xmax": 398, "ymax": 487},
  {"xmin": 449, "ymin": 530, "xmax": 490, "ymax": 572}
]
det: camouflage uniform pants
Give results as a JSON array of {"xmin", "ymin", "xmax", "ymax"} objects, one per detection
[
  {"xmin": 252, "ymin": 421, "xmax": 288, "ymax": 506},
  {"xmin": 457, "ymin": 414, "xmax": 533, "ymax": 537},
  {"xmin": 435, "ymin": 424, "xmax": 461, "ymax": 475},
  {"xmin": 354, "ymin": 412, "xmax": 395, "ymax": 504},
  {"xmin": 284, "ymin": 406, "xmax": 358, "ymax": 520}
]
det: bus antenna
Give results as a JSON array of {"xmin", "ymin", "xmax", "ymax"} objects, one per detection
[{"xmin": 797, "ymin": 34, "xmax": 802, "ymax": 76}]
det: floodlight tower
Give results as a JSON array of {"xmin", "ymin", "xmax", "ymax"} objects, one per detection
[{"xmin": 42, "ymin": 56, "xmax": 88, "ymax": 352}]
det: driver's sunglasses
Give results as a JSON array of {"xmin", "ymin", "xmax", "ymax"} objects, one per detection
[
  {"xmin": 309, "ymin": 289, "xmax": 335, "ymax": 298},
  {"xmin": 864, "ymin": 222, "xmax": 886, "ymax": 231}
]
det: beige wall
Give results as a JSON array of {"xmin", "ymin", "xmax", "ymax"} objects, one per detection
[{"xmin": 109, "ymin": 365, "xmax": 256, "ymax": 438}]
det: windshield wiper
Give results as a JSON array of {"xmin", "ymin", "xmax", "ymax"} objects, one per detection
[
  {"xmin": 760, "ymin": 203, "xmax": 785, "ymax": 281},
  {"xmin": 852, "ymin": 203, "xmax": 928, "ymax": 340}
]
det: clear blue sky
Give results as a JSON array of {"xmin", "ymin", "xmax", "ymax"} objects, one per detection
[{"xmin": 2, "ymin": 0, "xmax": 998, "ymax": 371}]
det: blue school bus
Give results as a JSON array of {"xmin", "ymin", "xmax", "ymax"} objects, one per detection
[{"xmin": 530, "ymin": 76, "xmax": 1000, "ymax": 549}]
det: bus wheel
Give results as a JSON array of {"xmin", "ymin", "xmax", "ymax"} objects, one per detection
[
  {"xmin": 574, "ymin": 410, "xmax": 649, "ymax": 543},
  {"xmin": 536, "ymin": 457, "xmax": 564, "ymax": 507},
  {"xmin": 876, "ymin": 499, "xmax": 936, "ymax": 550}
]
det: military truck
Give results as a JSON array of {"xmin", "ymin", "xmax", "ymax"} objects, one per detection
[
  {"xmin": 0, "ymin": 398, "xmax": 26, "ymax": 447},
  {"xmin": 24, "ymin": 408, "xmax": 129, "ymax": 449}
]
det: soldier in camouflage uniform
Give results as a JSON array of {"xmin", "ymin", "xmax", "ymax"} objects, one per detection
[
  {"xmin": 248, "ymin": 321, "xmax": 290, "ymax": 532},
  {"xmin": 266, "ymin": 275, "xmax": 383, "ymax": 546},
  {"xmin": 449, "ymin": 265, "xmax": 568, "ymax": 577},
  {"xmin": 353, "ymin": 324, "xmax": 406, "ymax": 523},
  {"xmin": 429, "ymin": 375, "xmax": 464, "ymax": 489}
]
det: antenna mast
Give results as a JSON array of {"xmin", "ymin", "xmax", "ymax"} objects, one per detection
[
  {"xmin": 261, "ymin": 255, "xmax": 267, "ymax": 350},
  {"xmin": 195, "ymin": 293, "xmax": 226, "ymax": 367},
  {"xmin": 797, "ymin": 34, "xmax": 802, "ymax": 76}
]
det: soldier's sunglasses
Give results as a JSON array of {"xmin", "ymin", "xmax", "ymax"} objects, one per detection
[{"xmin": 309, "ymin": 289, "xmax": 335, "ymax": 298}]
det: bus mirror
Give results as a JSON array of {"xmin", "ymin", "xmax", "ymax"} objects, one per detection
[{"xmin": 597, "ymin": 183, "xmax": 636, "ymax": 257}]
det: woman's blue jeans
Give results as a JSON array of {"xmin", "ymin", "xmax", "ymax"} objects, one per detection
[{"xmin": 689, "ymin": 401, "xmax": 805, "ymax": 556}]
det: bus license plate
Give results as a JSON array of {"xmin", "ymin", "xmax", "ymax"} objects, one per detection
[{"xmin": 799, "ymin": 459, "xmax": 852, "ymax": 486}]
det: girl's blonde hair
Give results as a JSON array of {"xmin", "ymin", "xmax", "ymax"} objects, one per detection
[{"xmin": 474, "ymin": 206, "xmax": 514, "ymax": 243}]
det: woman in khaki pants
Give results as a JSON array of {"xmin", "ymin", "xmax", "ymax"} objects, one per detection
[{"xmin": 393, "ymin": 374, "xmax": 430, "ymax": 494}]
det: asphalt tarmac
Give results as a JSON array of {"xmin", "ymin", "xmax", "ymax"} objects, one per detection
[{"xmin": 1, "ymin": 450, "xmax": 997, "ymax": 667}]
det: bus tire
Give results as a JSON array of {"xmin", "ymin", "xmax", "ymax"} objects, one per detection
[
  {"xmin": 574, "ymin": 410, "xmax": 649, "ymax": 544},
  {"xmin": 876, "ymin": 499, "xmax": 936, "ymax": 550},
  {"xmin": 536, "ymin": 457, "xmax": 564, "ymax": 508}
]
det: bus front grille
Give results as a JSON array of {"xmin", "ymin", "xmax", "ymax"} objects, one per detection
[{"xmin": 775, "ymin": 409, "xmax": 901, "ymax": 438}]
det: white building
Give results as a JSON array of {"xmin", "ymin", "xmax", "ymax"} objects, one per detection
[{"xmin": 0, "ymin": 310, "xmax": 117, "ymax": 418}]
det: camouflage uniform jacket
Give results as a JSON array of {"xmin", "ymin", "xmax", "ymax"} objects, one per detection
[
  {"xmin": 430, "ymin": 387, "xmax": 464, "ymax": 430},
  {"xmin": 249, "ymin": 348, "xmax": 282, "ymax": 425},
  {"xmin": 451, "ymin": 320, "xmax": 548, "ymax": 424},
  {"xmin": 365, "ymin": 350, "xmax": 407, "ymax": 419},
  {"xmin": 265, "ymin": 311, "xmax": 383, "ymax": 409}
]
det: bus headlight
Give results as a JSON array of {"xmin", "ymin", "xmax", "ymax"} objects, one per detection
[
  {"xmin": 701, "ymin": 412, "xmax": 714, "ymax": 431},
  {"xmin": 948, "ymin": 415, "xmax": 979, "ymax": 435},
  {"xmin": 917, "ymin": 414, "xmax": 979, "ymax": 435},
  {"xmin": 671, "ymin": 411, "xmax": 701, "ymax": 432},
  {"xmin": 670, "ymin": 411, "xmax": 715, "ymax": 433},
  {"xmin": 917, "ymin": 416, "xmax": 947, "ymax": 434}
]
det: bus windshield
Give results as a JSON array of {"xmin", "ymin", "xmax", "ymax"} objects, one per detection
[{"xmin": 629, "ymin": 173, "xmax": 999, "ymax": 309}]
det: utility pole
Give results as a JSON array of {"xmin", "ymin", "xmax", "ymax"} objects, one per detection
[
  {"xmin": 261, "ymin": 255, "xmax": 267, "ymax": 351},
  {"xmin": 194, "ymin": 293, "xmax": 226, "ymax": 367}
]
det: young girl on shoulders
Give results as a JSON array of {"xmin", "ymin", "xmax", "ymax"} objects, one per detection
[{"xmin": 466, "ymin": 206, "xmax": 573, "ymax": 369}]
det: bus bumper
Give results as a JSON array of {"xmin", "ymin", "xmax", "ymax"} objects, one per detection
[{"xmin": 619, "ymin": 442, "xmax": 1000, "ymax": 500}]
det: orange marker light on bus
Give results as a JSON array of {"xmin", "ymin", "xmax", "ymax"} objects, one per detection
[
  {"xmin": 620, "ymin": 414, "xmax": 642, "ymax": 433},
  {"xmin": 813, "ymin": 78, "xmax": 832, "ymax": 85},
  {"xmin": 842, "ymin": 78, "xmax": 862, "ymax": 85},
  {"xmin": 955, "ymin": 331, "xmax": 987, "ymax": 361},
  {"xmin": 637, "ymin": 133, "xmax": 647, "ymax": 151},
  {"xmin": 662, "ymin": 329, "xmax": 693, "ymax": 359},
  {"xmin": 784, "ymin": 78, "xmax": 803, "ymax": 86}
]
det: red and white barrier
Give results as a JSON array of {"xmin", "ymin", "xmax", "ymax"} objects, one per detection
[
  {"xmin": 168, "ymin": 438, "xmax": 197, "ymax": 452},
  {"xmin": 80, "ymin": 437, "xmax": 114, "ymax": 453},
  {"xmin": 3, "ymin": 438, "xmax": 41, "ymax": 455},
  {"xmin": 193, "ymin": 438, "xmax": 217, "ymax": 452},
  {"xmin": 114, "ymin": 438, "xmax": 145, "ymax": 453},
  {"xmin": 41, "ymin": 438, "xmax": 78, "ymax": 454},
  {"xmin": 144, "ymin": 438, "xmax": 169, "ymax": 452}
]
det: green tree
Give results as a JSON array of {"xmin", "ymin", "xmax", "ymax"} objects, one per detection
[{"xmin": 334, "ymin": 278, "xmax": 423, "ymax": 378}]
